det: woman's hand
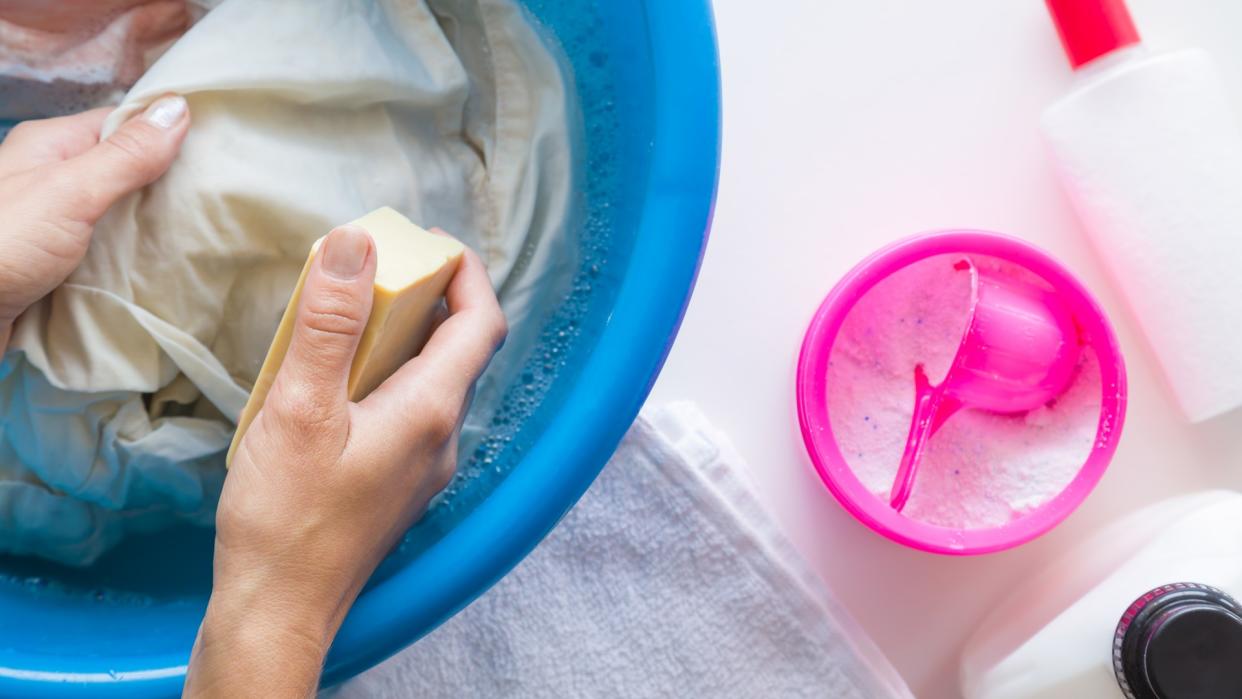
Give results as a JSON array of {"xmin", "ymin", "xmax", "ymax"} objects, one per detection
[
  {"xmin": 0, "ymin": 96, "xmax": 189, "ymax": 348},
  {"xmin": 185, "ymin": 225, "xmax": 507, "ymax": 698}
]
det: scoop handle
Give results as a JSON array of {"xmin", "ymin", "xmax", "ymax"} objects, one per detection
[{"xmin": 890, "ymin": 366, "xmax": 961, "ymax": 511}]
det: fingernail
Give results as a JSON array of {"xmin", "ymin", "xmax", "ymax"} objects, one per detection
[
  {"xmin": 321, "ymin": 225, "xmax": 371, "ymax": 279},
  {"xmin": 143, "ymin": 95, "xmax": 188, "ymax": 129}
]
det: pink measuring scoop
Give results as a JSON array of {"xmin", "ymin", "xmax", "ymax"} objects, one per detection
[{"xmin": 889, "ymin": 257, "xmax": 1081, "ymax": 510}]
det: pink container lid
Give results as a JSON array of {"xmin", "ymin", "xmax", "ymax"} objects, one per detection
[{"xmin": 796, "ymin": 230, "xmax": 1127, "ymax": 555}]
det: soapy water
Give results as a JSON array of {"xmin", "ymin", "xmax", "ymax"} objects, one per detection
[
  {"xmin": 826, "ymin": 254, "xmax": 1102, "ymax": 530},
  {"xmin": 375, "ymin": 0, "xmax": 653, "ymax": 581},
  {"xmin": 0, "ymin": 0, "xmax": 213, "ymax": 124},
  {"xmin": 0, "ymin": 1, "xmax": 653, "ymax": 600}
]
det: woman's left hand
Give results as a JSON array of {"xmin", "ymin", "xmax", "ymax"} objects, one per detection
[{"xmin": 0, "ymin": 95, "xmax": 190, "ymax": 347}]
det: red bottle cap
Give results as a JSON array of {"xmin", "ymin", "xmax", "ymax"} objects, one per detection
[{"xmin": 1045, "ymin": 0, "xmax": 1141, "ymax": 69}]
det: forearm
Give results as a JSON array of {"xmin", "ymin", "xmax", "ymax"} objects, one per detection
[{"xmin": 184, "ymin": 579, "xmax": 357, "ymax": 698}]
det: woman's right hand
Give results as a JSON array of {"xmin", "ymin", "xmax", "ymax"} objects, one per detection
[{"xmin": 184, "ymin": 224, "xmax": 506, "ymax": 699}]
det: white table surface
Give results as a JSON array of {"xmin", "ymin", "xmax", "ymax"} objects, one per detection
[{"xmin": 646, "ymin": 1, "xmax": 1242, "ymax": 696}]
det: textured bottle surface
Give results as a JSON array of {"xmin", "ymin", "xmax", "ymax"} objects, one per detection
[
  {"xmin": 961, "ymin": 490, "xmax": 1242, "ymax": 698},
  {"xmin": 1042, "ymin": 48, "xmax": 1242, "ymax": 422}
]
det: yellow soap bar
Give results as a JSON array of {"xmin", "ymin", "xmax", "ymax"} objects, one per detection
[{"xmin": 226, "ymin": 207, "xmax": 465, "ymax": 466}]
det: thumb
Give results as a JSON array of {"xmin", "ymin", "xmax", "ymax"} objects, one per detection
[
  {"xmin": 55, "ymin": 94, "xmax": 190, "ymax": 222},
  {"xmin": 274, "ymin": 225, "xmax": 377, "ymax": 413}
]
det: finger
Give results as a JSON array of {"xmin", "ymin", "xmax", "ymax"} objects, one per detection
[
  {"xmin": 428, "ymin": 304, "xmax": 450, "ymax": 335},
  {"xmin": 272, "ymin": 225, "xmax": 376, "ymax": 417},
  {"xmin": 361, "ymin": 245, "xmax": 505, "ymax": 419},
  {"xmin": 426, "ymin": 245, "xmax": 507, "ymax": 382},
  {"xmin": 52, "ymin": 94, "xmax": 190, "ymax": 223},
  {"xmin": 0, "ymin": 108, "xmax": 112, "ymax": 179},
  {"xmin": 458, "ymin": 384, "xmax": 476, "ymax": 432}
]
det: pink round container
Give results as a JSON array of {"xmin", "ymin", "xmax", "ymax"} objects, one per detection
[{"xmin": 796, "ymin": 230, "xmax": 1126, "ymax": 555}]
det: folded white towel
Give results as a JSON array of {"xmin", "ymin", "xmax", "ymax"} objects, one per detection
[{"xmin": 330, "ymin": 402, "xmax": 912, "ymax": 698}]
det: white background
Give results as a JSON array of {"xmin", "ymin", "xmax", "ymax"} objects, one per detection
[{"xmin": 647, "ymin": 1, "xmax": 1242, "ymax": 696}]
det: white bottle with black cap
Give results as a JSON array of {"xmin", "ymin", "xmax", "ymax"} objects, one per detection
[{"xmin": 961, "ymin": 490, "xmax": 1242, "ymax": 698}]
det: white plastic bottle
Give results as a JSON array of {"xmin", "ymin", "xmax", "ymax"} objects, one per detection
[
  {"xmin": 1040, "ymin": 0, "xmax": 1242, "ymax": 422},
  {"xmin": 961, "ymin": 490, "xmax": 1242, "ymax": 698}
]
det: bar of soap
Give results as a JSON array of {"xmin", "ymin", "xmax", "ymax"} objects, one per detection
[{"xmin": 227, "ymin": 207, "xmax": 465, "ymax": 466}]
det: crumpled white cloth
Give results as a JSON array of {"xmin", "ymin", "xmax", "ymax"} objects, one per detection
[
  {"xmin": 330, "ymin": 403, "xmax": 915, "ymax": 699},
  {"xmin": 0, "ymin": 0, "xmax": 573, "ymax": 565}
]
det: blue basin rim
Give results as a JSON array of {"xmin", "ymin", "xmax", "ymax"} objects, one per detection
[{"xmin": 326, "ymin": 0, "xmax": 721, "ymax": 684}]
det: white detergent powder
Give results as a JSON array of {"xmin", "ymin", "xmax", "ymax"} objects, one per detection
[{"xmin": 826, "ymin": 254, "xmax": 1101, "ymax": 529}]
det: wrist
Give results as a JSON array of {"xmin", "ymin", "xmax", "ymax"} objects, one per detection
[
  {"xmin": 204, "ymin": 569, "xmax": 351, "ymax": 658},
  {"xmin": 188, "ymin": 579, "xmax": 351, "ymax": 698},
  {"xmin": 198, "ymin": 596, "xmax": 331, "ymax": 663}
]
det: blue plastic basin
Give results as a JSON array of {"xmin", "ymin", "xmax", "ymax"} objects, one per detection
[{"xmin": 0, "ymin": 1, "xmax": 719, "ymax": 696}]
